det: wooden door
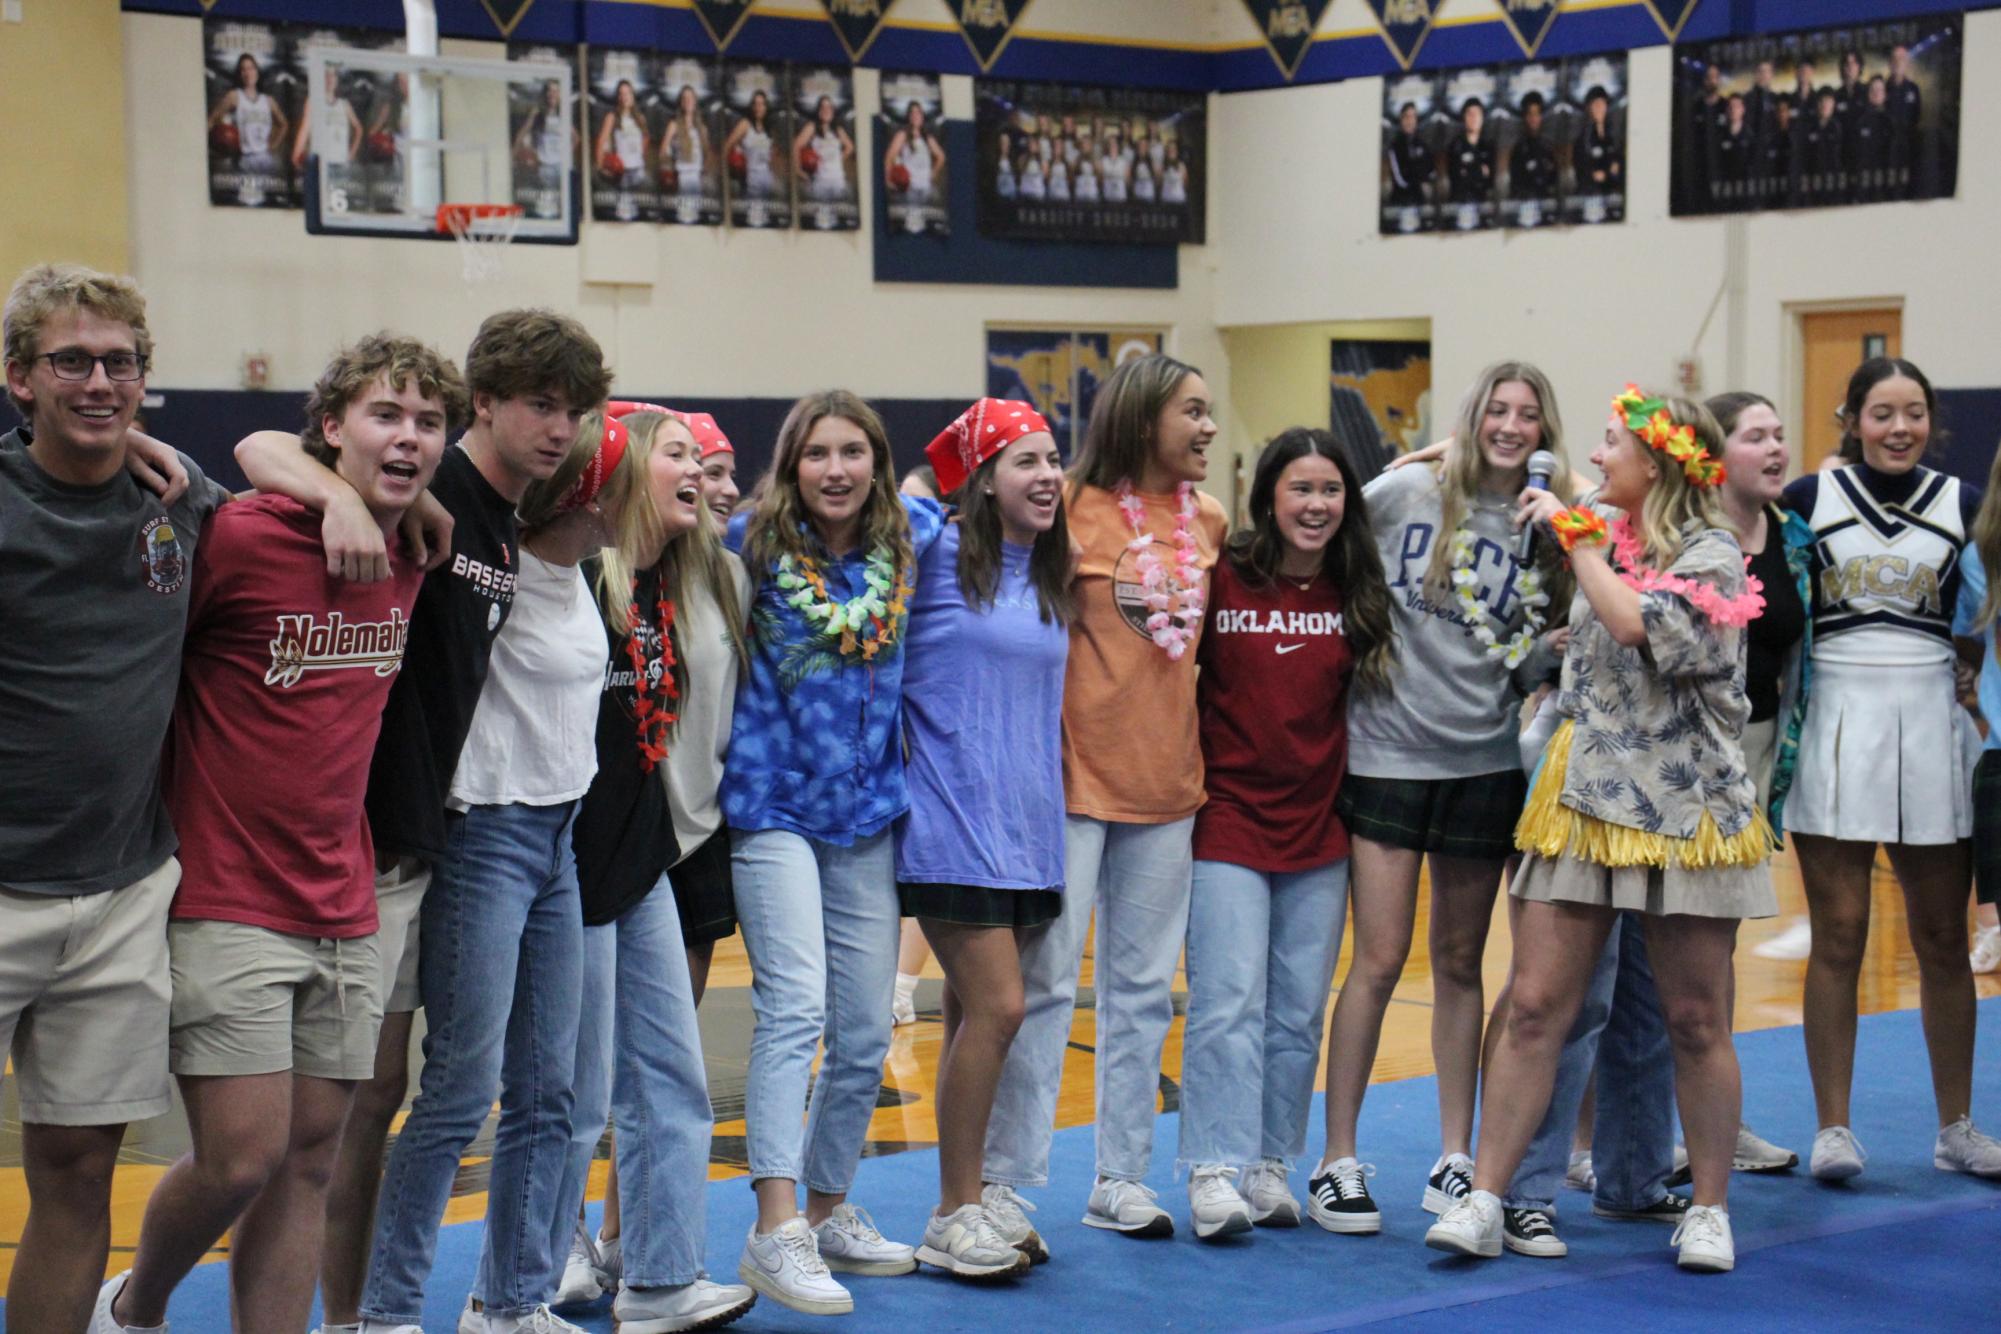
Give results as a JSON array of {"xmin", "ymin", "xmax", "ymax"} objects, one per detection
[{"xmin": 1800, "ymin": 308, "xmax": 1902, "ymax": 471}]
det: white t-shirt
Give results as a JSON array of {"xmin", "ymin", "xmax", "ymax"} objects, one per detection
[
  {"xmin": 449, "ymin": 551, "xmax": 605, "ymax": 808},
  {"xmin": 317, "ymin": 97, "xmax": 354, "ymax": 165},
  {"xmin": 664, "ymin": 552, "xmax": 752, "ymax": 858},
  {"xmin": 235, "ymin": 90, "xmax": 275, "ymax": 156}
]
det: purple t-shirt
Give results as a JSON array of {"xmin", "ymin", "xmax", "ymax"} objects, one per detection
[{"xmin": 894, "ymin": 521, "xmax": 1068, "ymax": 890}]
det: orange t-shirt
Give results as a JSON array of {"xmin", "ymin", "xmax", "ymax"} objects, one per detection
[{"xmin": 1062, "ymin": 482, "xmax": 1228, "ymax": 823}]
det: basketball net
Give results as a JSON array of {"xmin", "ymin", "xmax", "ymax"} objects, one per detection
[{"xmin": 436, "ymin": 204, "xmax": 522, "ymax": 284}]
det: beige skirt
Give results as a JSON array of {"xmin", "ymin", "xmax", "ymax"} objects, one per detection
[{"xmin": 1511, "ymin": 850, "xmax": 1778, "ymax": 920}]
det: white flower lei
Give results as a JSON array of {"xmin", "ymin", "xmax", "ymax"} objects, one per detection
[{"xmin": 1447, "ymin": 528, "xmax": 1548, "ymax": 669}]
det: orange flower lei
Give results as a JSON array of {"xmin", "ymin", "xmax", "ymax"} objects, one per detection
[
  {"xmin": 1550, "ymin": 506, "xmax": 1611, "ymax": 554},
  {"xmin": 782, "ymin": 549, "xmax": 914, "ymax": 662},
  {"xmin": 1612, "ymin": 385, "xmax": 1726, "ymax": 488}
]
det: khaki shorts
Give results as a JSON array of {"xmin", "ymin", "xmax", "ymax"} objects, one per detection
[
  {"xmin": 168, "ymin": 920, "xmax": 384, "ymax": 1081},
  {"xmin": 0, "ymin": 857, "xmax": 179, "ymax": 1126},
  {"xmin": 375, "ymin": 856, "xmax": 430, "ymax": 1012}
]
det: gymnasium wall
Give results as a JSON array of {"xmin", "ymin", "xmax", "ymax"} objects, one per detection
[{"xmin": 0, "ymin": 1, "xmax": 130, "ymax": 281}]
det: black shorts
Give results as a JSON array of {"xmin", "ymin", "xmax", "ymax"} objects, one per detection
[
  {"xmin": 670, "ymin": 831, "xmax": 738, "ymax": 947},
  {"xmin": 898, "ymin": 882, "xmax": 1063, "ymax": 928},
  {"xmin": 1973, "ymin": 751, "xmax": 2001, "ymax": 906},
  {"xmin": 1336, "ymin": 770, "xmax": 1529, "ymax": 861}
]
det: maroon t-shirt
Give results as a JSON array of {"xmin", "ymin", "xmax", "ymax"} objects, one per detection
[
  {"xmin": 164, "ymin": 495, "xmax": 423, "ymax": 937},
  {"xmin": 1192, "ymin": 558, "xmax": 1353, "ymax": 872}
]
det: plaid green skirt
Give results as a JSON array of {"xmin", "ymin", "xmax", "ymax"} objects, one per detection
[
  {"xmin": 898, "ymin": 882, "xmax": 1063, "ymax": 928},
  {"xmin": 1974, "ymin": 752, "xmax": 2001, "ymax": 906},
  {"xmin": 1336, "ymin": 769, "xmax": 1529, "ymax": 861}
]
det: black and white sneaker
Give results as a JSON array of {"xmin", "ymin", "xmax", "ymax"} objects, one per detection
[
  {"xmin": 1592, "ymin": 1192, "xmax": 1691, "ymax": 1223},
  {"xmin": 1306, "ymin": 1157, "xmax": 1381, "ymax": 1235},
  {"xmin": 1502, "ymin": 1207, "xmax": 1568, "ymax": 1258},
  {"xmin": 1422, "ymin": 1153, "xmax": 1474, "ymax": 1215}
]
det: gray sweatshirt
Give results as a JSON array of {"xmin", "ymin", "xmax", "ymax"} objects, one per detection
[{"xmin": 1349, "ymin": 464, "xmax": 1556, "ymax": 779}]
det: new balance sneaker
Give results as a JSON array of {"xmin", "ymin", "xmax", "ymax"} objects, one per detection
[
  {"xmin": 812, "ymin": 1203, "xmax": 918, "ymax": 1275},
  {"xmin": 1240, "ymin": 1157, "xmax": 1302, "ymax": 1227},
  {"xmin": 611, "ymin": 1278, "xmax": 756, "ymax": 1333},
  {"xmin": 1593, "ymin": 1192, "xmax": 1691, "ymax": 1223},
  {"xmin": 1502, "ymin": 1207, "xmax": 1567, "ymax": 1258},
  {"xmin": 1186, "ymin": 1164, "xmax": 1254, "ymax": 1241},
  {"xmin": 1423, "ymin": 1189, "xmax": 1503, "ymax": 1259},
  {"xmin": 89, "ymin": 1273, "xmax": 162, "ymax": 1334},
  {"xmin": 738, "ymin": 1218, "xmax": 853, "ymax": 1316},
  {"xmin": 1082, "ymin": 1177, "xmax": 1174, "ymax": 1237},
  {"xmin": 593, "ymin": 1228, "xmax": 624, "ymax": 1289},
  {"xmin": 1422, "ymin": 1153, "xmax": 1475, "ymax": 1215},
  {"xmin": 1734, "ymin": 1123, "xmax": 1799, "ymax": 1172},
  {"xmin": 553, "ymin": 1220, "xmax": 604, "ymax": 1309},
  {"xmin": 1671, "ymin": 1203, "xmax": 1735, "ymax": 1273},
  {"xmin": 1934, "ymin": 1117, "xmax": 2001, "ymax": 1178},
  {"xmin": 916, "ymin": 1204, "xmax": 1032, "ymax": 1279},
  {"xmin": 1306, "ymin": 1157, "xmax": 1381, "ymax": 1235},
  {"xmin": 981, "ymin": 1183, "xmax": 1049, "ymax": 1264},
  {"xmin": 1750, "ymin": 916, "xmax": 1812, "ymax": 961},
  {"xmin": 1810, "ymin": 1125, "xmax": 1866, "ymax": 1181},
  {"xmin": 482, "ymin": 1306, "xmax": 588, "ymax": 1334},
  {"xmin": 1970, "ymin": 924, "xmax": 2001, "ymax": 975},
  {"xmin": 1563, "ymin": 1150, "xmax": 1595, "ymax": 1193}
]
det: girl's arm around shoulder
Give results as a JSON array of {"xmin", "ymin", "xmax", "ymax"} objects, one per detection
[{"xmin": 901, "ymin": 492, "xmax": 947, "ymax": 557}]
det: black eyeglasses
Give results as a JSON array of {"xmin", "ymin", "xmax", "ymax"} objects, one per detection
[{"xmin": 37, "ymin": 350, "xmax": 148, "ymax": 382}]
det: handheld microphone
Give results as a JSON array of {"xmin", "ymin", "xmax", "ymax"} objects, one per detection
[{"xmin": 1518, "ymin": 450, "xmax": 1559, "ymax": 562}]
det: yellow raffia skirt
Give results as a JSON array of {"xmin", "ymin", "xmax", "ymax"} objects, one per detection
[{"xmin": 1511, "ymin": 721, "xmax": 1778, "ymax": 919}]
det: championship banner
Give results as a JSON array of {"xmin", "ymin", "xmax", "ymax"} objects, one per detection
[
  {"xmin": 1496, "ymin": 0, "xmax": 1560, "ymax": 60},
  {"xmin": 1240, "ymin": 0, "xmax": 1332, "ymax": 81},
  {"xmin": 1643, "ymin": 0, "xmax": 1702, "ymax": 41},
  {"xmin": 691, "ymin": 0, "xmax": 757, "ymax": 53},
  {"xmin": 821, "ymin": 0, "xmax": 897, "ymax": 64},
  {"xmin": 955, "ymin": 0, "xmax": 1034, "ymax": 73},
  {"xmin": 1365, "ymin": 0, "xmax": 1443, "ymax": 72},
  {"xmin": 478, "ymin": 0, "xmax": 538, "ymax": 39}
]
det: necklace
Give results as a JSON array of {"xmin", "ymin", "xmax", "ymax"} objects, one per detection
[
  {"xmin": 1116, "ymin": 481, "xmax": 1205, "ymax": 660},
  {"xmin": 1609, "ymin": 518, "xmax": 1767, "ymax": 629},
  {"xmin": 774, "ymin": 544, "xmax": 912, "ymax": 662},
  {"xmin": 1446, "ymin": 527, "xmax": 1549, "ymax": 668},
  {"xmin": 625, "ymin": 581, "xmax": 678, "ymax": 773}
]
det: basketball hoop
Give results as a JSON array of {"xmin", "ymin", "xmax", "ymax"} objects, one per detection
[{"xmin": 436, "ymin": 203, "xmax": 523, "ymax": 284}]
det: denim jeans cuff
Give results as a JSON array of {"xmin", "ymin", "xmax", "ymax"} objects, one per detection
[
  {"xmin": 804, "ymin": 1177, "xmax": 855, "ymax": 1197},
  {"xmin": 1502, "ymin": 1193, "xmax": 1554, "ymax": 1212},
  {"xmin": 1095, "ymin": 1168, "xmax": 1146, "ymax": 1183},
  {"xmin": 627, "ymin": 1269, "xmax": 704, "ymax": 1290},
  {"xmin": 748, "ymin": 1166, "xmax": 802, "ymax": 1186},
  {"xmin": 980, "ymin": 1169, "xmax": 1048, "ymax": 1189}
]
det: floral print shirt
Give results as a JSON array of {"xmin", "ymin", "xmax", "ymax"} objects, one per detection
[{"xmin": 721, "ymin": 495, "xmax": 945, "ymax": 844}]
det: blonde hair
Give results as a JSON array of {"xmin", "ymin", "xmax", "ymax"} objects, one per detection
[
  {"xmin": 4, "ymin": 264, "xmax": 153, "ymax": 416},
  {"xmin": 1622, "ymin": 392, "xmax": 1731, "ymax": 568},
  {"xmin": 517, "ymin": 408, "xmax": 645, "ymax": 537},
  {"xmin": 1424, "ymin": 361, "xmax": 1573, "ymax": 602},
  {"xmin": 742, "ymin": 390, "xmax": 912, "ymax": 588}
]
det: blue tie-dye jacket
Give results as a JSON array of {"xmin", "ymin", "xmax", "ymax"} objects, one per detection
[{"xmin": 721, "ymin": 495, "xmax": 945, "ymax": 844}]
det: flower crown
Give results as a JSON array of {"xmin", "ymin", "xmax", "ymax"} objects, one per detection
[{"xmin": 1612, "ymin": 385, "xmax": 1725, "ymax": 488}]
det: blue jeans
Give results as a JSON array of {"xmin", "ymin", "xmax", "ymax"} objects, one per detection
[
  {"xmin": 360, "ymin": 802, "xmax": 585, "ymax": 1326},
  {"xmin": 1504, "ymin": 912, "xmax": 1674, "ymax": 1214},
  {"xmin": 986, "ymin": 815, "xmax": 1194, "ymax": 1186},
  {"xmin": 554, "ymin": 883, "xmax": 714, "ymax": 1287},
  {"xmin": 1179, "ymin": 858, "xmax": 1350, "ymax": 1169},
  {"xmin": 732, "ymin": 828, "xmax": 898, "ymax": 1193}
]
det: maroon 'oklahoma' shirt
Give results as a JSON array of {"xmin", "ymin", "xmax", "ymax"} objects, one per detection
[{"xmin": 1192, "ymin": 558, "xmax": 1353, "ymax": 872}]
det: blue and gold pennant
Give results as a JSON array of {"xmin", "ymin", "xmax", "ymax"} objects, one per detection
[
  {"xmin": 1364, "ymin": 0, "xmax": 1444, "ymax": 72},
  {"xmin": 1240, "ymin": 0, "xmax": 1332, "ymax": 81},
  {"xmin": 953, "ymin": 0, "xmax": 1034, "ymax": 73},
  {"xmin": 820, "ymin": 0, "xmax": 898, "ymax": 63},
  {"xmin": 477, "ymin": 0, "xmax": 538, "ymax": 38},
  {"xmin": 690, "ymin": 0, "xmax": 757, "ymax": 52},
  {"xmin": 1642, "ymin": 0, "xmax": 1702, "ymax": 41},
  {"xmin": 1495, "ymin": 0, "xmax": 1560, "ymax": 59}
]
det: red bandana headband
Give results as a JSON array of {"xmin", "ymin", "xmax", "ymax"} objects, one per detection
[
  {"xmin": 557, "ymin": 414, "xmax": 630, "ymax": 514},
  {"xmin": 605, "ymin": 400, "xmax": 734, "ymax": 459},
  {"xmin": 925, "ymin": 397, "xmax": 1051, "ymax": 497}
]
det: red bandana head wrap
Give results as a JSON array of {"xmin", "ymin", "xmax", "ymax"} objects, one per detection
[
  {"xmin": 557, "ymin": 414, "xmax": 630, "ymax": 514},
  {"xmin": 925, "ymin": 397, "xmax": 1052, "ymax": 497},
  {"xmin": 673, "ymin": 411, "xmax": 734, "ymax": 459}
]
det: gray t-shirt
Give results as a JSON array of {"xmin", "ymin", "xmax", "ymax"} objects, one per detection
[{"xmin": 1, "ymin": 427, "xmax": 231, "ymax": 894}]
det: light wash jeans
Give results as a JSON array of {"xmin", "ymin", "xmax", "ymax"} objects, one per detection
[
  {"xmin": 361, "ymin": 801, "xmax": 585, "ymax": 1327},
  {"xmin": 1179, "ymin": 858, "xmax": 1350, "ymax": 1169},
  {"xmin": 986, "ymin": 815, "xmax": 1194, "ymax": 1186},
  {"xmin": 732, "ymin": 827, "xmax": 898, "ymax": 1193},
  {"xmin": 1504, "ymin": 911, "xmax": 1675, "ymax": 1214},
  {"xmin": 551, "ymin": 881, "xmax": 714, "ymax": 1288}
]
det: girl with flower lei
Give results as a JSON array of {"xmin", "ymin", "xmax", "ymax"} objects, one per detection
[
  {"xmin": 983, "ymin": 354, "xmax": 1227, "ymax": 1242},
  {"xmin": 1428, "ymin": 390, "xmax": 1771, "ymax": 1275}
]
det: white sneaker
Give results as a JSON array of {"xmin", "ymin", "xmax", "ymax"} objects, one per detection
[
  {"xmin": 1083, "ymin": 1176, "xmax": 1174, "ymax": 1237},
  {"xmin": 90, "ymin": 1272, "xmax": 163, "ymax": 1334},
  {"xmin": 1563, "ymin": 1150, "xmax": 1596, "ymax": 1192},
  {"xmin": 1672, "ymin": 1203, "xmax": 1735, "ymax": 1273},
  {"xmin": 611, "ymin": 1278, "xmax": 756, "ymax": 1333},
  {"xmin": 1935, "ymin": 1117, "xmax": 2001, "ymax": 1178},
  {"xmin": 483, "ymin": 1306, "xmax": 588, "ymax": 1334},
  {"xmin": 916, "ymin": 1204, "xmax": 1031, "ymax": 1278},
  {"xmin": 738, "ymin": 1218, "xmax": 853, "ymax": 1316},
  {"xmin": 1186, "ymin": 1164, "xmax": 1254, "ymax": 1240},
  {"xmin": 1971, "ymin": 925, "xmax": 2001, "ymax": 975},
  {"xmin": 1423, "ymin": 1189, "xmax": 1503, "ymax": 1259},
  {"xmin": 457, "ymin": 1298, "xmax": 482, "ymax": 1334},
  {"xmin": 892, "ymin": 971, "xmax": 919, "ymax": 1025},
  {"xmin": 1810, "ymin": 1125, "xmax": 1867, "ymax": 1180},
  {"xmin": 1422, "ymin": 1153, "xmax": 1475, "ymax": 1214},
  {"xmin": 1751, "ymin": 917, "xmax": 1812, "ymax": 961},
  {"xmin": 357, "ymin": 1324, "xmax": 424, "ymax": 1334},
  {"xmin": 981, "ymin": 1183, "xmax": 1049, "ymax": 1264},
  {"xmin": 320, "ymin": 1325, "xmax": 363, "ymax": 1334},
  {"xmin": 593, "ymin": 1228, "xmax": 623, "ymax": 1289},
  {"xmin": 553, "ymin": 1221, "xmax": 603, "ymax": 1309},
  {"xmin": 1733, "ymin": 1123, "xmax": 1799, "ymax": 1172},
  {"xmin": 1239, "ymin": 1157, "xmax": 1302, "ymax": 1227},
  {"xmin": 812, "ymin": 1202, "xmax": 918, "ymax": 1275}
]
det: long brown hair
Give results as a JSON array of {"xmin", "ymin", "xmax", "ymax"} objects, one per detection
[
  {"xmin": 742, "ymin": 390, "xmax": 913, "ymax": 588},
  {"xmin": 1067, "ymin": 352, "xmax": 1201, "ymax": 493},
  {"xmin": 953, "ymin": 448, "xmax": 1075, "ymax": 625},
  {"xmin": 1423, "ymin": 361, "xmax": 1573, "ymax": 602},
  {"xmin": 1227, "ymin": 427, "xmax": 1394, "ymax": 694}
]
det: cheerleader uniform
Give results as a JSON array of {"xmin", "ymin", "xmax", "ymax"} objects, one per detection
[{"xmin": 1782, "ymin": 462, "xmax": 1981, "ymax": 844}]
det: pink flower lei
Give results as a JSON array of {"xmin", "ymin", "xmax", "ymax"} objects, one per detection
[
  {"xmin": 1116, "ymin": 481, "xmax": 1205, "ymax": 660},
  {"xmin": 1610, "ymin": 517, "xmax": 1766, "ymax": 629}
]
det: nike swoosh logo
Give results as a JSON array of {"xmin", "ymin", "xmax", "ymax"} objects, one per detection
[
  {"xmin": 753, "ymin": 1245, "xmax": 786, "ymax": 1275},
  {"xmin": 1275, "ymin": 643, "xmax": 1305, "ymax": 655}
]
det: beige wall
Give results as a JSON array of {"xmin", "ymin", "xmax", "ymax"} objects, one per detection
[{"xmin": 0, "ymin": 0, "xmax": 130, "ymax": 281}]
